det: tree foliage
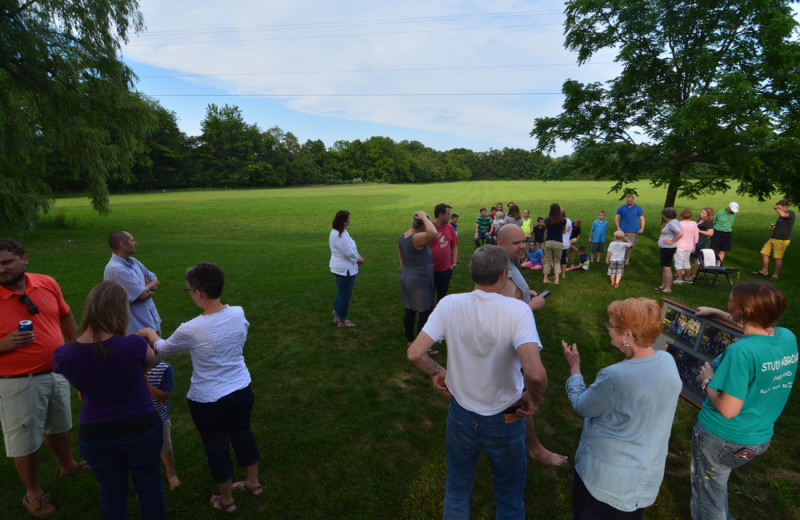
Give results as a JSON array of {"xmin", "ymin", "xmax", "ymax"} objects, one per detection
[
  {"xmin": 0, "ymin": 0, "xmax": 154, "ymax": 231},
  {"xmin": 532, "ymin": 0, "xmax": 800, "ymax": 207}
]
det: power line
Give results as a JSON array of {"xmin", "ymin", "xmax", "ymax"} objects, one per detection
[
  {"xmin": 139, "ymin": 62, "xmax": 605, "ymax": 79},
  {"xmin": 129, "ymin": 21, "xmax": 561, "ymax": 47},
  {"xmin": 148, "ymin": 92, "xmax": 563, "ymax": 97},
  {"xmin": 138, "ymin": 9, "xmax": 563, "ymax": 37}
]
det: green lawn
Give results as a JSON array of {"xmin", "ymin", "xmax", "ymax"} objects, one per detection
[{"xmin": 3, "ymin": 180, "xmax": 798, "ymax": 519}]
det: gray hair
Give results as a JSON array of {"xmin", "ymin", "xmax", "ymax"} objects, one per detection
[{"xmin": 470, "ymin": 245, "xmax": 509, "ymax": 285}]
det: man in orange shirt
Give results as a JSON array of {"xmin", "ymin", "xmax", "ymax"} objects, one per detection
[{"xmin": 0, "ymin": 238, "xmax": 87, "ymax": 517}]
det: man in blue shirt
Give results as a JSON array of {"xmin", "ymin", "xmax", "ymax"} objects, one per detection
[
  {"xmin": 104, "ymin": 231, "xmax": 162, "ymax": 334},
  {"xmin": 614, "ymin": 196, "xmax": 645, "ymax": 265}
]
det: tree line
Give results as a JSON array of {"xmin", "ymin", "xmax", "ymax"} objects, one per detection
[{"xmin": 83, "ymin": 102, "xmax": 558, "ymax": 192}]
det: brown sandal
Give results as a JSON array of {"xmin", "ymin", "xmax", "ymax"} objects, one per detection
[
  {"xmin": 210, "ymin": 494, "xmax": 237, "ymax": 513},
  {"xmin": 23, "ymin": 493, "xmax": 55, "ymax": 517},
  {"xmin": 232, "ymin": 480, "xmax": 263, "ymax": 497}
]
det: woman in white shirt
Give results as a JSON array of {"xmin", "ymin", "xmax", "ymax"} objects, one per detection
[
  {"xmin": 329, "ymin": 210, "xmax": 364, "ymax": 328},
  {"xmin": 139, "ymin": 262, "xmax": 260, "ymax": 514}
]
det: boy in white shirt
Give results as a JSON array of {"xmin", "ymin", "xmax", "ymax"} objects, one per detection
[{"xmin": 605, "ymin": 230, "xmax": 633, "ymax": 288}]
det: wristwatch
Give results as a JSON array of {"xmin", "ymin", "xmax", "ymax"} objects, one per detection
[
  {"xmin": 701, "ymin": 378, "xmax": 711, "ymax": 391},
  {"xmin": 431, "ymin": 364, "xmax": 441, "ymax": 377}
]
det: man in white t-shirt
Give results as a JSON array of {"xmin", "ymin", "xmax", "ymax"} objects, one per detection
[{"xmin": 407, "ymin": 245, "xmax": 548, "ymax": 519}]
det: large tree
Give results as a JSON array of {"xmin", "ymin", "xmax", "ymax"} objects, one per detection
[
  {"xmin": 532, "ymin": 0, "xmax": 800, "ymax": 207},
  {"xmin": 0, "ymin": 0, "xmax": 154, "ymax": 231}
]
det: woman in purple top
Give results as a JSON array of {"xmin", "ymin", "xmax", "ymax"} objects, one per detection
[{"xmin": 53, "ymin": 281, "xmax": 164, "ymax": 520}]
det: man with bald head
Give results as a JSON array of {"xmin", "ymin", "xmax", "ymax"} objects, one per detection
[
  {"xmin": 103, "ymin": 231, "xmax": 161, "ymax": 334},
  {"xmin": 496, "ymin": 225, "xmax": 568, "ymax": 466}
]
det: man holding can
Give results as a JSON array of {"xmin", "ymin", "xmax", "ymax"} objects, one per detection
[{"xmin": 0, "ymin": 238, "xmax": 87, "ymax": 516}]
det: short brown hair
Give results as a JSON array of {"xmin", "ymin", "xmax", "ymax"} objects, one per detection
[
  {"xmin": 729, "ymin": 280, "xmax": 786, "ymax": 328},
  {"xmin": 0, "ymin": 238, "xmax": 25, "ymax": 257},
  {"xmin": 607, "ymin": 298, "xmax": 662, "ymax": 348},
  {"xmin": 680, "ymin": 208, "xmax": 693, "ymax": 220}
]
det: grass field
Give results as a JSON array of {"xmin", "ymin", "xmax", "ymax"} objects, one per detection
[{"xmin": 3, "ymin": 180, "xmax": 798, "ymax": 519}]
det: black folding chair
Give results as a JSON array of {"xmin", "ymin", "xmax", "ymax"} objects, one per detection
[{"xmin": 692, "ymin": 249, "xmax": 739, "ymax": 288}]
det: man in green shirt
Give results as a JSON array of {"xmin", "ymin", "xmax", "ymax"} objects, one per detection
[{"xmin": 710, "ymin": 202, "xmax": 739, "ymax": 265}]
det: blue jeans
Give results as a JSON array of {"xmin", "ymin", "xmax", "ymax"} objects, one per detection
[
  {"xmin": 188, "ymin": 385, "xmax": 260, "ymax": 483},
  {"xmin": 433, "ymin": 269, "xmax": 453, "ymax": 303},
  {"xmin": 79, "ymin": 422, "xmax": 165, "ymax": 520},
  {"xmin": 690, "ymin": 422, "xmax": 770, "ymax": 520},
  {"xmin": 333, "ymin": 273, "xmax": 357, "ymax": 322},
  {"xmin": 474, "ymin": 232, "xmax": 493, "ymax": 249},
  {"xmin": 444, "ymin": 398, "xmax": 527, "ymax": 520}
]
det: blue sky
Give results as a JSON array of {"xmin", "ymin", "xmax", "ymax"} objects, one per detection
[{"xmin": 120, "ymin": 1, "xmax": 624, "ymax": 154}]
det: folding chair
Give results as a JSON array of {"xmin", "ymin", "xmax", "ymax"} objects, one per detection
[{"xmin": 692, "ymin": 249, "xmax": 739, "ymax": 288}]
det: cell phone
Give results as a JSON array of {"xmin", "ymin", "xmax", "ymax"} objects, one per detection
[
  {"xmin": 538, "ymin": 289, "xmax": 551, "ymax": 298},
  {"xmin": 733, "ymin": 448, "xmax": 759, "ymax": 460}
]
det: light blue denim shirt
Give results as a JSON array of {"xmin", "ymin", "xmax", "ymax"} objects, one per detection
[
  {"xmin": 566, "ymin": 350, "xmax": 681, "ymax": 512},
  {"xmin": 104, "ymin": 254, "xmax": 162, "ymax": 334}
]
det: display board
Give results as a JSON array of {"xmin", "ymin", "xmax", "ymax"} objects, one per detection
[{"xmin": 654, "ymin": 298, "xmax": 744, "ymax": 408}]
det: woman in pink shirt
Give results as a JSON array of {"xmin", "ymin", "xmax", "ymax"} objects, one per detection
[{"xmin": 675, "ymin": 209, "xmax": 699, "ymax": 284}]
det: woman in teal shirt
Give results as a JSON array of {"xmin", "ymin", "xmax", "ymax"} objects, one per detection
[{"xmin": 692, "ymin": 280, "xmax": 797, "ymax": 519}]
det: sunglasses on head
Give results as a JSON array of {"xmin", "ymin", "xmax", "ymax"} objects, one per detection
[{"xmin": 19, "ymin": 294, "xmax": 40, "ymax": 315}]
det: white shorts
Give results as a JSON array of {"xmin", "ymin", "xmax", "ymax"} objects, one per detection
[{"xmin": 674, "ymin": 248, "xmax": 692, "ymax": 270}]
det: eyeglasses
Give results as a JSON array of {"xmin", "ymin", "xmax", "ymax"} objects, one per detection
[
  {"xmin": 19, "ymin": 294, "xmax": 40, "ymax": 315},
  {"xmin": 605, "ymin": 322, "xmax": 619, "ymax": 330}
]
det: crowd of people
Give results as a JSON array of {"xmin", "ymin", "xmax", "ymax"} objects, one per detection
[
  {"xmin": 1, "ymin": 236, "xmax": 261, "ymax": 518},
  {"xmin": 0, "ymin": 193, "xmax": 795, "ymax": 518}
]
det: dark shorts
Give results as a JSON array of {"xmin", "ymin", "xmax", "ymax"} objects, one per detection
[
  {"xmin": 710, "ymin": 231, "xmax": 732, "ymax": 252},
  {"xmin": 590, "ymin": 242, "xmax": 605, "ymax": 254},
  {"xmin": 660, "ymin": 247, "xmax": 678, "ymax": 267},
  {"xmin": 560, "ymin": 248, "xmax": 569, "ymax": 265}
]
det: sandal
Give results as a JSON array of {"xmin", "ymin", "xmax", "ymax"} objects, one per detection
[
  {"xmin": 232, "ymin": 480, "xmax": 263, "ymax": 497},
  {"xmin": 210, "ymin": 495, "xmax": 237, "ymax": 513},
  {"xmin": 23, "ymin": 493, "xmax": 55, "ymax": 517},
  {"xmin": 337, "ymin": 320, "xmax": 356, "ymax": 328},
  {"xmin": 59, "ymin": 460, "xmax": 91, "ymax": 478}
]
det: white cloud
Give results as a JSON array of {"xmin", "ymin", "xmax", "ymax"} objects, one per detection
[{"xmin": 124, "ymin": 0, "xmax": 622, "ymax": 152}]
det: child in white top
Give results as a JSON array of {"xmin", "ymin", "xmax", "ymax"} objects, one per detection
[{"xmin": 606, "ymin": 230, "xmax": 633, "ymax": 288}]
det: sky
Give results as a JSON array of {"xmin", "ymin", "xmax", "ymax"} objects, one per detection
[{"xmin": 121, "ymin": 1, "xmax": 624, "ymax": 155}]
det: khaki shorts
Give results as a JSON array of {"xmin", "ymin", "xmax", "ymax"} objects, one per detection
[
  {"xmin": 0, "ymin": 373, "xmax": 72, "ymax": 457},
  {"xmin": 761, "ymin": 239, "xmax": 790, "ymax": 259},
  {"xmin": 624, "ymin": 232, "xmax": 638, "ymax": 246},
  {"xmin": 161, "ymin": 419, "xmax": 173, "ymax": 456}
]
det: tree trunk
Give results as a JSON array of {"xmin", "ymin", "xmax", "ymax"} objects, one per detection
[{"xmin": 663, "ymin": 168, "xmax": 681, "ymax": 208}]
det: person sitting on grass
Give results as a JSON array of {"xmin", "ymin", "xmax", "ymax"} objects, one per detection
[
  {"xmin": 521, "ymin": 241, "xmax": 544, "ymax": 270},
  {"xmin": 606, "ymin": 231, "xmax": 632, "ymax": 289},
  {"xmin": 474, "ymin": 208, "xmax": 493, "ymax": 248},
  {"xmin": 565, "ymin": 246, "xmax": 590, "ymax": 272}
]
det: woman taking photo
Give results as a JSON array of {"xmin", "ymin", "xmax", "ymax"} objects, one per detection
[
  {"xmin": 329, "ymin": 210, "xmax": 364, "ymax": 328},
  {"xmin": 53, "ymin": 281, "xmax": 165, "ymax": 520},
  {"xmin": 397, "ymin": 210, "xmax": 437, "ymax": 344},
  {"xmin": 562, "ymin": 298, "xmax": 681, "ymax": 519},
  {"xmin": 657, "ymin": 206, "xmax": 684, "ymax": 293},
  {"xmin": 542, "ymin": 203, "xmax": 566, "ymax": 285},
  {"xmin": 140, "ymin": 262, "xmax": 261, "ymax": 514},
  {"xmin": 691, "ymin": 280, "xmax": 797, "ymax": 519}
]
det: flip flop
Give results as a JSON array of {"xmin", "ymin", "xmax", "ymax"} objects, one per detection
[
  {"xmin": 232, "ymin": 480, "xmax": 263, "ymax": 497},
  {"xmin": 210, "ymin": 495, "xmax": 237, "ymax": 513},
  {"xmin": 23, "ymin": 493, "xmax": 55, "ymax": 517},
  {"xmin": 59, "ymin": 460, "xmax": 91, "ymax": 478},
  {"xmin": 338, "ymin": 320, "xmax": 356, "ymax": 328},
  {"xmin": 751, "ymin": 271, "xmax": 768, "ymax": 276}
]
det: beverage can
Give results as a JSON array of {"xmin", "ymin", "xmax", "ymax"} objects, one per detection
[{"xmin": 18, "ymin": 320, "xmax": 33, "ymax": 332}]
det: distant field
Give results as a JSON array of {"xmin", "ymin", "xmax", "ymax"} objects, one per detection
[{"xmin": 3, "ymin": 180, "xmax": 797, "ymax": 519}]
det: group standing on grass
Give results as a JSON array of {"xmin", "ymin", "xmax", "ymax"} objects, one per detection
[
  {"xmin": 1, "ymin": 192, "xmax": 796, "ymax": 518},
  {"xmin": 1, "ymin": 237, "xmax": 262, "ymax": 519}
]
